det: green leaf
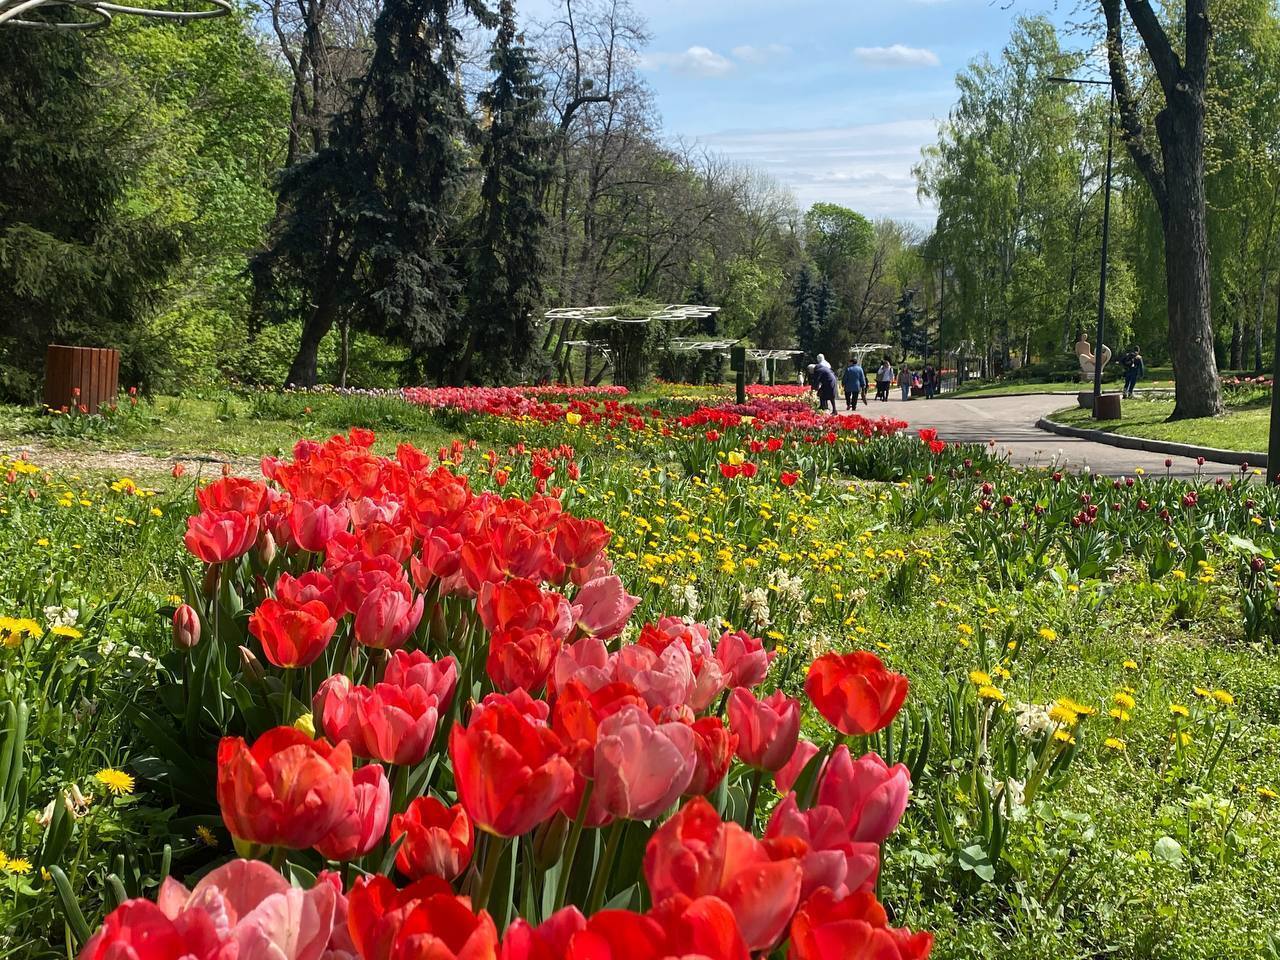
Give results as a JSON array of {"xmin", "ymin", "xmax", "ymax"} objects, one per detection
[{"xmin": 1152, "ymin": 836, "xmax": 1184, "ymax": 864}]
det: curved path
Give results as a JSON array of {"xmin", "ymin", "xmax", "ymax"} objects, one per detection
[{"xmin": 862, "ymin": 393, "xmax": 1243, "ymax": 479}]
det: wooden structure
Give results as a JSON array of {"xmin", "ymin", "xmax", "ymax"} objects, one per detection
[{"xmin": 43, "ymin": 345, "xmax": 119, "ymax": 414}]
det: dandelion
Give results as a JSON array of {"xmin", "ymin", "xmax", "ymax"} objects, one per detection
[
  {"xmin": 94, "ymin": 768, "xmax": 135, "ymax": 796},
  {"xmin": 1053, "ymin": 729, "xmax": 1076, "ymax": 745},
  {"xmin": 1211, "ymin": 689, "xmax": 1235, "ymax": 706},
  {"xmin": 1049, "ymin": 703, "xmax": 1080, "ymax": 726},
  {"xmin": 1103, "ymin": 737, "xmax": 1127, "ymax": 752},
  {"xmin": 1172, "ymin": 570, "xmax": 1187, "ymax": 581},
  {"xmin": 196, "ymin": 825, "xmax": 218, "ymax": 847},
  {"xmin": 1038, "ymin": 628, "xmax": 1058, "ymax": 642},
  {"xmin": 5, "ymin": 857, "xmax": 31, "ymax": 875},
  {"xmin": 969, "ymin": 670, "xmax": 992, "ymax": 686},
  {"xmin": 1171, "ymin": 731, "xmax": 1193, "ymax": 747},
  {"xmin": 1259, "ymin": 787, "xmax": 1279, "ymax": 801},
  {"xmin": 1169, "ymin": 703, "xmax": 1190, "ymax": 718},
  {"xmin": 1122, "ymin": 659, "xmax": 1138, "ymax": 670},
  {"xmin": 1108, "ymin": 708, "xmax": 1131, "ymax": 722},
  {"xmin": 50, "ymin": 626, "xmax": 82, "ymax": 639},
  {"xmin": 957, "ymin": 623, "xmax": 974, "ymax": 637},
  {"xmin": 977, "ymin": 685, "xmax": 1005, "ymax": 703},
  {"xmin": 1113, "ymin": 692, "xmax": 1136, "ymax": 711}
]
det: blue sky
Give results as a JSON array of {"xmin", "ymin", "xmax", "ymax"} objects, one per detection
[{"xmin": 524, "ymin": 0, "xmax": 1078, "ymax": 225}]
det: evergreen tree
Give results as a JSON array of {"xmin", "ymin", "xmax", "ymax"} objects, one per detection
[
  {"xmin": 457, "ymin": 0, "xmax": 551, "ymax": 384},
  {"xmin": 792, "ymin": 266, "xmax": 819, "ymax": 358},
  {"xmin": 254, "ymin": 0, "xmax": 494, "ymax": 386},
  {"xmin": 813, "ymin": 275, "xmax": 837, "ymax": 350},
  {"xmin": 0, "ymin": 33, "xmax": 181, "ymax": 401}
]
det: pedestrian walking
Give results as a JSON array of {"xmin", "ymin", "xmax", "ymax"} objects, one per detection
[
  {"xmin": 899, "ymin": 363, "xmax": 913, "ymax": 401},
  {"xmin": 923, "ymin": 363, "xmax": 937, "ymax": 399},
  {"xmin": 1121, "ymin": 346, "xmax": 1145, "ymax": 399},
  {"xmin": 812, "ymin": 362, "xmax": 838, "ymax": 414},
  {"xmin": 876, "ymin": 358, "xmax": 894, "ymax": 401},
  {"xmin": 842, "ymin": 358, "xmax": 866, "ymax": 411}
]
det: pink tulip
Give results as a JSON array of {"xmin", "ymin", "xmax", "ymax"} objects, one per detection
[
  {"xmin": 382, "ymin": 649, "xmax": 458, "ymax": 706},
  {"xmin": 613, "ymin": 642, "xmax": 695, "ymax": 711},
  {"xmin": 313, "ymin": 674, "xmax": 442, "ymax": 767},
  {"xmin": 817, "ymin": 746, "xmax": 911, "ymax": 843},
  {"xmin": 551, "ymin": 636, "xmax": 612, "ymax": 696},
  {"xmin": 314, "ymin": 763, "xmax": 390, "ymax": 861},
  {"xmin": 353, "ymin": 580, "xmax": 424, "ymax": 650},
  {"xmin": 727, "ymin": 687, "xmax": 801, "ymax": 772},
  {"xmin": 775, "ymin": 738, "xmax": 819, "ymax": 795},
  {"xmin": 592, "ymin": 705, "xmax": 696, "ymax": 821},
  {"xmin": 765, "ymin": 793, "xmax": 879, "ymax": 900},
  {"xmin": 288, "ymin": 500, "xmax": 349, "ymax": 553},
  {"xmin": 572, "ymin": 575, "xmax": 640, "ymax": 639},
  {"xmin": 714, "ymin": 630, "xmax": 774, "ymax": 689}
]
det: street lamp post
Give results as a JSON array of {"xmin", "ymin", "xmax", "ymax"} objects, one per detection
[{"xmin": 1051, "ymin": 75, "xmax": 1115, "ymax": 418}]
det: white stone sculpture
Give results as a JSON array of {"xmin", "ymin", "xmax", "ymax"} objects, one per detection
[{"xmin": 1074, "ymin": 336, "xmax": 1111, "ymax": 380}]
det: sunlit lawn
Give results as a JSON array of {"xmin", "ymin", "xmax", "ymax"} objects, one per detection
[{"xmin": 1053, "ymin": 395, "xmax": 1269, "ymax": 453}]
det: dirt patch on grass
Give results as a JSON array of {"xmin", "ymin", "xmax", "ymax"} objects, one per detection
[{"xmin": 0, "ymin": 440, "xmax": 258, "ymax": 479}]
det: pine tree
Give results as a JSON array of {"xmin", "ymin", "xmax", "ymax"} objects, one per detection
[
  {"xmin": 0, "ymin": 33, "xmax": 181, "ymax": 400},
  {"xmin": 813, "ymin": 275, "xmax": 837, "ymax": 345},
  {"xmin": 457, "ymin": 0, "xmax": 551, "ymax": 384},
  {"xmin": 254, "ymin": 0, "xmax": 494, "ymax": 386},
  {"xmin": 792, "ymin": 267, "xmax": 819, "ymax": 358}
]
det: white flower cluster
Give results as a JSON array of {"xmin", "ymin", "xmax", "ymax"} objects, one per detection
[
  {"xmin": 43, "ymin": 605, "xmax": 78, "ymax": 629},
  {"xmin": 740, "ymin": 586, "xmax": 771, "ymax": 630}
]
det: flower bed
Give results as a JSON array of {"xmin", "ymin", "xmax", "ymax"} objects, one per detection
[{"xmin": 79, "ymin": 430, "xmax": 933, "ymax": 959}]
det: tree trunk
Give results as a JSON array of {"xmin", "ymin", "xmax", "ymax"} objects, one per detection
[
  {"xmin": 1159, "ymin": 101, "xmax": 1222, "ymax": 419},
  {"xmin": 1230, "ymin": 311, "xmax": 1243, "ymax": 371},
  {"xmin": 285, "ymin": 298, "xmax": 336, "ymax": 388},
  {"xmin": 337, "ymin": 318, "xmax": 350, "ymax": 388}
]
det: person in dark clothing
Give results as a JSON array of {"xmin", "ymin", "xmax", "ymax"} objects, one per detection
[
  {"xmin": 842, "ymin": 359, "xmax": 867, "ymax": 411},
  {"xmin": 922, "ymin": 364, "xmax": 937, "ymax": 399},
  {"xmin": 812, "ymin": 363, "xmax": 839, "ymax": 414},
  {"xmin": 1121, "ymin": 346, "xmax": 1145, "ymax": 399}
]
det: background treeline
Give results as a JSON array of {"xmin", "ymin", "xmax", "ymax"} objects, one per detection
[{"xmin": 917, "ymin": 6, "xmax": 1280, "ymax": 378}]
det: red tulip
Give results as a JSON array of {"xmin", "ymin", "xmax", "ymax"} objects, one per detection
[
  {"xmin": 789, "ymin": 888, "xmax": 933, "ymax": 960},
  {"xmin": 553, "ymin": 514, "xmax": 611, "ymax": 572},
  {"xmin": 248, "ymin": 597, "xmax": 337, "ymax": 668},
  {"xmin": 804, "ymin": 651, "xmax": 908, "ymax": 736},
  {"xmin": 499, "ymin": 907, "xmax": 586, "ymax": 960},
  {"xmin": 196, "ymin": 476, "xmax": 268, "ymax": 516},
  {"xmin": 383, "ymin": 649, "xmax": 459, "ymax": 705},
  {"xmin": 348, "ymin": 875, "xmax": 496, "ymax": 960},
  {"xmin": 644, "ymin": 797, "xmax": 802, "ymax": 951},
  {"xmin": 817, "ymin": 747, "xmax": 911, "ymax": 843},
  {"xmin": 313, "ymin": 674, "xmax": 443, "ymax": 767},
  {"xmin": 391, "ymin": 796, "xmax": 474, "ymax": 881},
  {"xmin": 450, "ymin": 696, "xmax": 573, "ymax": 837},
  {"xmin": 780, "ymin": 471, "xmax": 800, "ymax": 487},
  {"xmin": 217, "ymin": 727, "xmax": 355, "ymax": 849},
  {"xmin": 571, "ymin": 575, "xmax": 639, "ymax": 640},
  {"xmin": 288, "ymin": 499, "xmax": 350, "ymax": 553},
  {"xmin": 477, "ymin": 579, "xmax": 572, "ymax": 638},
  {"xmin": 727, "ymin": 687, "xmax": 801, "ymax": 772},
  {"xmin": 329, "ymin": 553, "xmax": 407, "ymax": 616},
  {"xmin": 686, "ymin": 717, "xmax": 737, "ymax": 796},
  {"xmin": 171, "ymin": 604, "xmax": 200, "ymax": 651},
  {"xmin": 613, "ymin": 641, "xmax": 695, "ymax": 712},
  {"xmin": 488, "ymin": 627, "xmax": 562, "ymax": 696},
  {"xmin": 275, "ymin": 570, "xmax": 339, "ymax": 611},
  {"xmin": 650, "ymin": 894, "xmax": 750, "ymax": 960},
  {"xmin": 79, "ymin": 900, "xmax": 222, "ymax": 960},
  {"xmin": 592, "ymin": 705, "xmax": 696, "ymax": 821},
  {"xmin": 315, "ymin": 762, "xmax": 391, "ymax": 861},
  {"xmin": 354, "ymin": 580, "xmax": 424, "ymax": 650},
  {"xmin": 765, "ymin": 793, "xmax": 879, "ymax": 900},
  {"xmin": 411, "ymin": 527, "xmax": 465, "ymax": 587},
  {"xmin": 184, "ymin": 509, "xmax": 259, "ymax": 564},
  {"xmin": 714, "ymin": 630, "xmax": 774, "ymax": 689}
]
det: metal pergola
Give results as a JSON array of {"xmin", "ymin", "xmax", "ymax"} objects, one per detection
[{"xmin": 1, "ymin": 0, "xmax": 228, "ymax": 28}]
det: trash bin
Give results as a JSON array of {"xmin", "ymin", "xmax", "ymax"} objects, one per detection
[
  {"xmin": 42, "ymin": 345, "xmax": 120, "ymax": 415},
  {"xmin": 1093, "ymin": 393, "xmax": 1122, "ymax": 421}
]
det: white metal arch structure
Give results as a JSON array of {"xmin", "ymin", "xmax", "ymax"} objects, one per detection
[{"xmin": 0, "ymin": 0, "xmax": 229, "ymax": 30}]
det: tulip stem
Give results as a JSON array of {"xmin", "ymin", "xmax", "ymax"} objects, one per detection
[
  {"xmin": 745, "ymin": 768, "xmax": 764, "ymax": 828},
  {"xmin": 474, "ymin": 832, "xmax": 506, "ymax": 914},
  {"xmin": 553, "ymin": 781, "xmax": 594, "ymax": 912},
  {"xmin": 586, "ymin": 820, "xmax": 625, "ymax": 914},
  {"xmin": 281, "ymin": 668, "xmax": 295, "ymax": 726}
]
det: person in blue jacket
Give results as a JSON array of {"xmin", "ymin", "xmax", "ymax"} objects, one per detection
[
  {"xmin": 809, "ymin": 362, "xmax": 839, "ymax": 414},
  {"xmin": 842, "ymin": 358, "xmax": 867, "ymax": 411}
]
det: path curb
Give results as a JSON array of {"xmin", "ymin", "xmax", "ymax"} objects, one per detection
[{"xmin": 1035, "ymin": 416, "xmax": 1266, "ymax": 469}]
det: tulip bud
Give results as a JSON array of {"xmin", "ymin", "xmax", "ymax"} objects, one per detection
[
  {"xmin": 429, "ymin": 602, "xmax": 449, "ymax": 650},
  {"xmin": 256, "ymin": 530, "xmax": 277, "ymax": 568},
  {"xmin": 530, "ymin": 811, "xmax": 570, "ymax": 870},
  {"xmin": 238, "ymin": 645, "xmax": 265, "ymax": 683},
  {"xmin": 171, "ymin": 462, "xmax": 186, "ymax": 478},
  {"xmin": 172, "ymin": 604, "xmax": 201, "ymax": 651}
]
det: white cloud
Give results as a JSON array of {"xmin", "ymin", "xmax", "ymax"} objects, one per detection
[
  {"xmin": 731, "ymin": 43, "xmax": 792, "ymax": 65},
  {"xmin": 853, "ymin": 44, "xmax": 941, "ymax": 69},
  {"xmin": 644, "ymin": 45, "xmax": 734, "ymax": 77},
  {"xmin": 691, "ymin": 120, "xmax": 941, "ymax": 224}
]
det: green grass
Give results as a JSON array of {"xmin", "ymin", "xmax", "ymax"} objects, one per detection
[
  {"xmin": 1052, "ymin": 394, "xmax": 1270, "ymax": 454},
  {"xmin": 952, "ymin": 368, "xmax": 1178, "ymax": 398}
]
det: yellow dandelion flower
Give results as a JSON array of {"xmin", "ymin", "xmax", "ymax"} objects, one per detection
[
  {"xmin": 51, "ymin": 625, "xmax": 82, "ymax": 639},
  {"xmin": 1172, "ymin": 570, "xmax": 1187, "ymax": 581},
  {"xmin": 1057, "ymin": 697, "xmax": 1096, "ymax": 717},
  {"xmin": 977, "ymin": 685, "xmax": 1005, "ymax": 703},
  {"xmin": 1259, "ymin": 787, "xmax": 1279, "ymax": 801},
  {"xmin": 196, "ymin": 825, "xmax": 218, "ymax": 847},
  {"xmin": 1038, "ymin": 628, "xmax": 1058, "ymax": 642},
  {"xmin": 1211, "ymin": 690, "xmax": 1234, "ymax": 706},
  {"xmin": 94, "ymin": 768, "xmax": 135, "ymax": 796},
  {"xmin": 1169, "ymin": 703, "xmax": 1190, "ymax": 718},
  {"xmin": 957, "ymin": 623, "xmax": 973, "ymax": 637},
  {"xmin": 1103, "ymin": 737, "xmax": 1127, "ymax": 752},
  {"xmin": 1122, "ymin": 659, "xmax": 1138, "ymax": 670},
  {"xmin": 1113, "ymin": 692, "xmax": 1136, "ymax": 710},
  {"xmin": 1171, "ymin": 731, "xmax": 1193, "ymax": 747},
  {"xmin": 5, "ymin": 857, "xmax": 31, "ymax": 875},
  {"xmin": 968, "ymin": 670, "xmax": 992, "ymax": 686},
  {"xmin": 1053, "ymin": 729, "xmax": 1076, "ymax": 744},
  {"xmin": 1108, "ymin": 708, "xmax": 1131, "ymax": 722},
  {"xmin": 1049, "ymin": 703, "xmax": 1080, "ymax": 726}
]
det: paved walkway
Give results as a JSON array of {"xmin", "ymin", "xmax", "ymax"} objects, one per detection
[{"xmin": 856, "ymin": 392, "xmax": 1243, "ymax": 479}]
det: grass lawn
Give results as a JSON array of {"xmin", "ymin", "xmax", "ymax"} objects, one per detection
[
  {"xmin": 952, "ymin": 369, "xmax": 1178, "ymax": 399},
  {"xmin": 1052, "ymin": 394, "xmax": 1270, "ymax": 454}
]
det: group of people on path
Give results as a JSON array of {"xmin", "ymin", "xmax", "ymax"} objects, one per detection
[{"xmin": 806, "ymin": 354, "xmax": 940, "ymax": 413}]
